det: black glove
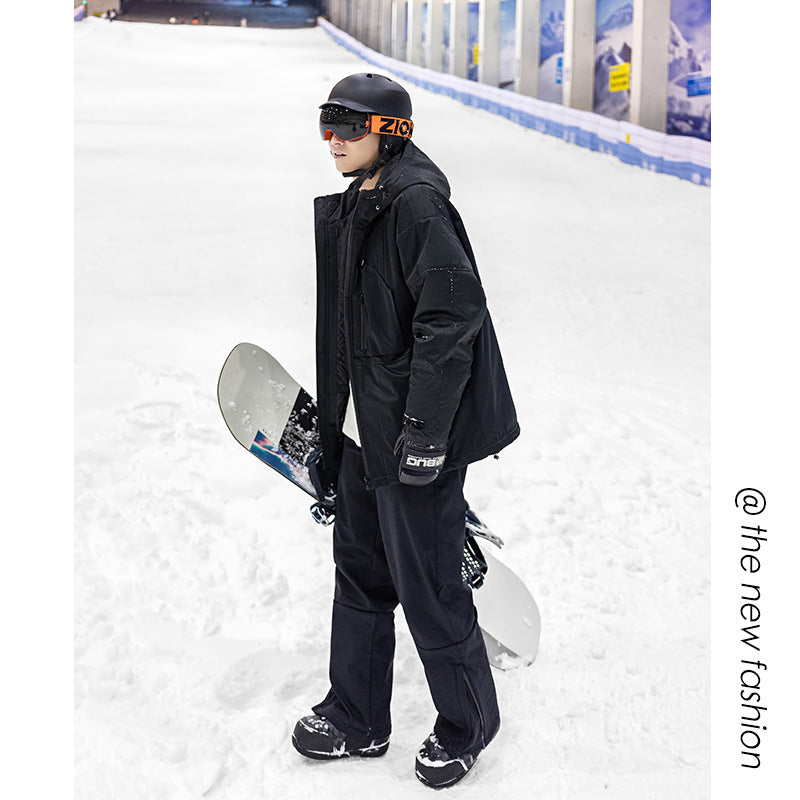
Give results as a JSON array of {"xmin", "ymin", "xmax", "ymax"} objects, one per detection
[{"xmin": 394, "ymin": 415, "xmax": 446, "ymax": 486}]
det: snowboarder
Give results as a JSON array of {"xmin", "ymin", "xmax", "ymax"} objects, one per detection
[{"xmin": 291, "ymin": 73, "xmax": 520, "ymax": 789}]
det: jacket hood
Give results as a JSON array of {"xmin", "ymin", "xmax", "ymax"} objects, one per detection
[{"xmin": 372, "ymin": 141, "xmax": 451, "ymax": 204}]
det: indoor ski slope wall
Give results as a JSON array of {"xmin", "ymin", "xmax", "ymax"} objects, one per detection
[{"xmin": 318, "ymin": 16, "xmax": 711, "ymax": 185}]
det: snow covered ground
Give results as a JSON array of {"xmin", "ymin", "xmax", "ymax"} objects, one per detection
[{"xmin": 74, "ymin": 17, "xmax": 710, "ymax": 799}]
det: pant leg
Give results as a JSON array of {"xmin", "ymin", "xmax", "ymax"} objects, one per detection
[
  {"xmin": 374, "ymin": 469, "xmax": 501, "ymax": 758},
  {"xmin": 312, "ymin": 438, "xmax": 398, "ymax": 741}
]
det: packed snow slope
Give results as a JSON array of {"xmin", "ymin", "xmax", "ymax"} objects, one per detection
[{"xmin": 75, "ymin": 17, "xmax": 710, "ymax": 800}]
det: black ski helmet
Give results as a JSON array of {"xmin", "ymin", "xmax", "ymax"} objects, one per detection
[
  {"xmin": 320, "ymin": 73, "xmax": 413, "ymax": 174},
  {"xmin": 322, "ymin": 72, "xmax": 413, "ymax": 122}
]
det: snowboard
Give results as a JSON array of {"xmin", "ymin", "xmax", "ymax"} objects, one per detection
[{"xmin": 218, "ymin": 342, "xmax": 540, "ymax": 669}]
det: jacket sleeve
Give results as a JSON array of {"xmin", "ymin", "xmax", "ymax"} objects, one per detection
[{"xmin": 394, "ymin": 186, "xmax": 487, "ymax": 444}]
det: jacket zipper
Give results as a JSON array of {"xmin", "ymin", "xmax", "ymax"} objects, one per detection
[
  {"xmin": 359, "ymin": 292, "xmax": 366, "ymax": 353},
  {"xmin": 347, "ymin": 257, "xmax": 372, "ymax": 487}
]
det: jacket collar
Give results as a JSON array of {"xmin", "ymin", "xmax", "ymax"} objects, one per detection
[{"xmin": 368, "ymin": 141, "xmax": 451, "ymax": 205}]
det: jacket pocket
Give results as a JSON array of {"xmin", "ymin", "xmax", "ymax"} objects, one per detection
[{"xmin": 356, "ymin": 265, "xmax": 407, "ymax": 358}]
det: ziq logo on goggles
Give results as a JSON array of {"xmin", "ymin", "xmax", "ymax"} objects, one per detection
[{"xmin": 319, "ymin": 108, "xmax": 413, "ymax": 142}]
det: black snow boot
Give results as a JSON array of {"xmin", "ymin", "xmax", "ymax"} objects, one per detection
[
  {"xmin": 414, "ymin": 731, "xmax": 481, "ymax": 788},
  {"xmin": 291, "ymin": 715, "xmax": 390, "ymax": 760}
]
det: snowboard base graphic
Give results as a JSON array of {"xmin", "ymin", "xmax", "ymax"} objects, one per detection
[{"xmin": 218, "ymin": 342, "xmax": 540, "ymax": 668}]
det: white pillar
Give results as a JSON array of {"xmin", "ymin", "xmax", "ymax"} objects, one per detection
[
  {"xmin": 514, "ymin": 0, "xmax": 541, "ymax": 97},
  {"xmin": 372, "ymin": 0, "xmax": 383, "ymax": 51},
  {"xmin": 362, "ymin": 0, "xmax": 372, "ymax": 44},
  {"xmin": 332, "ymin": 0, "xmax": 344, "ymax": 28},
  {"xmin": 392, "ymin": 0, "xmax": 408, "ymax": 61},
  {"xmin": 377, "ymin": 0, "xmax": 393, "ymax": 55},
  {"xmin": 362, "ymin": 0, "xmax": 373, "ymax": 45},
  {"xmin": 359, "ymin": 0, "xmax": 368, "ymax": 44},
  {"xmin": 478, "ymin": 0, "xmax": 501, "ymax": 86},
  {"xmin": 349, "ymin": 0, "xmax": 358, "ymax": 35},
  {"xmin": 407, "ymin": 0, "xmax": 424, "ymax": 66},
  {"xmin": 630, "ymin": 0, "xmax": 669, "ymax": 132},
  {"xmin": 425, "ymin": 0, "xmax": 445, "ymax": 72},
  {"xmin": 367, "ymin": 0, "xmax": 380, "ymax": 50},
  {"xmin": 563, "ymin": 0, "xmax": 595, "ymax": 111},
  {"xmin": 448, "ymin": 0, "xmax": 469, "ymax": 79}
]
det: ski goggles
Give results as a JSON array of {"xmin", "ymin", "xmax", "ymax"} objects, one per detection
[{"xmin": 319, "ymin": 106, "xmax": 413, "ymax": 142}]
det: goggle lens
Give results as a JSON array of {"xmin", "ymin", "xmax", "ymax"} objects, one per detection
[{"xmin": 319, "ymin": 107, "xmax": 371, "ymax": 141}]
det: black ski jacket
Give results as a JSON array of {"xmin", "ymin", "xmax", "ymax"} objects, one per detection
[{"xmin": 314, "ymin": 141, "xmax": 520, "ymax": 489}]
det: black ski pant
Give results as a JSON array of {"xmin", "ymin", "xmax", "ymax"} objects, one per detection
[{"xmin": 312, "ymin": 437, "xmax": 500, "ymax": 758}]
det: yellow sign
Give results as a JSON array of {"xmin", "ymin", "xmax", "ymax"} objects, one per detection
[
  {"xmin": 609, "ymin": 62, "xmax": 631, "ymax": 92},
  {"xmin": 472, "ymin": 43, "xmax": 480, "ymax": 65}
]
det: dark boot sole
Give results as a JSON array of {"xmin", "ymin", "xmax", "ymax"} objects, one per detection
[
  {"xmin": 415, "ymin": 766, "xmax": 472, "ymax": 789},
  {"xmin": 292, "ymin": 733, "xmax": 389, "ymax": 760},
  {"xmin": 415, "ymin": 752, "xmax": 478, "ymax": 789}
]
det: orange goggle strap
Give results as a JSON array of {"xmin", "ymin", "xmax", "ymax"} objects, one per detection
[
  {"xmin": 369, "ymin": 114, "xmax": 414, "ymax": 139},
  {"xmin": 321, "ymin": 113, "xmax": 414, "ymax": 142}
]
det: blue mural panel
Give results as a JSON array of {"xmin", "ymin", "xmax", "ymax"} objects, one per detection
[
  {"xmin": 538, "ymin": 0, "xmax": 565, "ymax": 102},
  {"xmin": 500, "ymin": 0, "xmax": 517, "ymax": 88},
  {"xmin": 667, "ymin": 0, "xmax": 711, "ymax": 140},
  {"xmin": 593, "ymin": 0, "xmax": 633, "ymax": 121},
  {"xmin": 468, "ymin": 2, "xmax": 479, "ymax": 81}
]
